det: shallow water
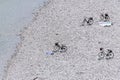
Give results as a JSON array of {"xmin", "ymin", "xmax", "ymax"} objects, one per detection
[{"xmin": 0, "ymin": 0, "xmax": 47, "ymax": 79}]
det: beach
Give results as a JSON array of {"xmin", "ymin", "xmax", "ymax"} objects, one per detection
[
  {"xmin": 0, "ymin": 0, "xmax": 47, "ymax": 80},
  {"xmin": 5, "ymin": 0, "xmax": 120, "ymax": 80}
]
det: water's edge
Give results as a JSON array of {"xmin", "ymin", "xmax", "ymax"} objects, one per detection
[{"xmin": 2, "ymin": 0, "xmax": 51, "ymax": 80}]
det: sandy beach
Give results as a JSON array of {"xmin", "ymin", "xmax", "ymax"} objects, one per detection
[
  {"xmin": 0, "ymin": 0, "xmax": 46, "ymax": 80},
  {"xmin": 5, "ymin": 0, "xmax": 120, "ymax": 80}
]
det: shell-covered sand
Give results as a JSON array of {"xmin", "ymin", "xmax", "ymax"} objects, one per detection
[{"xmin": 5, "ymin": 0, "xmax": 120, "ymax": 80}]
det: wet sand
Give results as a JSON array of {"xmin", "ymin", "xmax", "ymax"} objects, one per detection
[
  {"xmin": 5, "ymin": 0, "xmax": 120, "ymax": 80},
  {"xmin": 0, "ymin": 0, "xmax": 46, "ymax": 80}
]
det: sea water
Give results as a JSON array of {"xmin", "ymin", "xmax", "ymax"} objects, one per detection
[{"xmin": 0, "ymin": 0, "xmax": 47, "ymax": 79}]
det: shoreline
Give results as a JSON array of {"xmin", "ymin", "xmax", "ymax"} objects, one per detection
[
  {"xmin": 5, "ymin": 0, "xmax": 120, "ymax": 80},
  {"xmin": 3, "ymin": 0, "xmax": 51, "ymax": 80}
]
